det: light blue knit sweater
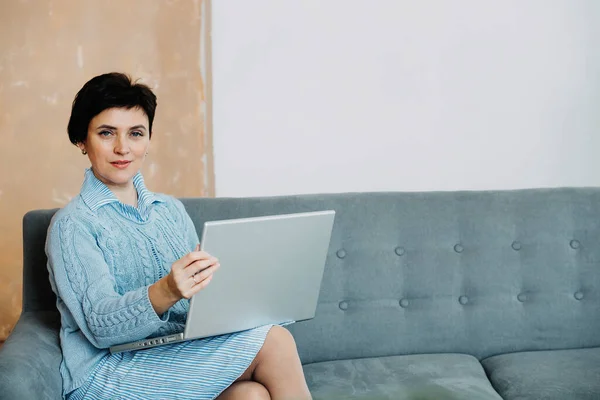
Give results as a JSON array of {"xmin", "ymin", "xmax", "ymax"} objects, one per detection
[{"xmin": 45, "ymin": 169, "xmax": 199, "ymax": 396}]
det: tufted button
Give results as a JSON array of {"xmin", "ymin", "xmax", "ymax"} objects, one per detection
[
  {"xmin": 339, "ymin": 301, "xmax": 349, "ymax": 310},
  {"xmin": 459, "ymin": 295, "xmax": 469, "ymax": 305},
  {"xmin": 574, "ymin": 291, "xmax": 584, "ymax": 301},
  {"xmin": 454, "ymin": 244, "xmax": 464, "ymax": 253},
  {"xmin": 512, "ymin": 241, "xmax": 522, "ymax": 251},
  {"xmin": 336, "ymin": 249, "xmax": 347, "ymax": 259},
  {"xmin": 517, "ymin": 293, "xmax": 527, "ymax": 302},
  {"xmin": 399, "ymin": 298, "xmax": 409, "ymax": 308},
  {"xmin": 570, "ymin": 240, "xmax": 580, "ymax": 250},
  {"xmin": 395, "ymin": 246, "xmax": 405, "ymax": 256}
]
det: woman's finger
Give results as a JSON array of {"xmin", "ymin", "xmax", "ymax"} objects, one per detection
[
  {"xmin": 180, "ymin": 263, "xmax": 218, "ymax": 298},
  {"xmin": 191, "ymin": 263, "xmax": 220, "ymax": 283},
  {"xmin": 186, "ymin": 257, "xmax": 219, "ymax": 276},
  {"xmin": 172, "ymin": 250, "xmax": 214, "ymax": 271},
  {"xmin": 190, "ymin": 274, "xmax": 214, "ymax": 295},
  {"xmin": 181, "ymin": 249, "xmax": 213, "ymax": 264},
  {"xmin": 179, "ymin": 273, "xmax": 213, "ymax": 299}
]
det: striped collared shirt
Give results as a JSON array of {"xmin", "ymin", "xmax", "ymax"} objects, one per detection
[{"xmin": 79, "ymin": 168, "xmax": 164, "ymax": 222}]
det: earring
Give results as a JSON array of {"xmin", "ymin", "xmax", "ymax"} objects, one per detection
[{"xmin": 81, "ymin": 149, "xmax": 87, "ymax": 155}]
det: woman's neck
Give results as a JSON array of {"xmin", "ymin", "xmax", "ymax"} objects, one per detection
[
  {"xmin": 110, "ymin": 184, "xmax": 139, "ymax": 208},
  {"xmin": 90, "ymin": 169, "xmax": 139, "ymax": 207}
]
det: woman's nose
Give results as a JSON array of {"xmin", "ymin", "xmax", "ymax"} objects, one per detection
[{"xmin": 114, "ymin": 136, "xmax": 130, "ymax": 154}]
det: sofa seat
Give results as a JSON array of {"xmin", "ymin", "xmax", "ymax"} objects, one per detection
[
  {"xmin": 482, "ymin": 346, "xmax": 600, "ymax": 400},
  {"xmin": 304, "ymin": 353, "xmax": 502, "ymax": 400}
]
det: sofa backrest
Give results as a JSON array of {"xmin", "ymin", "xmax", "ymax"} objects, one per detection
[
  {"xmin": 22, "ymin": 209, "xmax": 60, "ymax": 313},
  {"xmin": 24, "ymin": 189, "xmax": 600, "ymax": 363}
]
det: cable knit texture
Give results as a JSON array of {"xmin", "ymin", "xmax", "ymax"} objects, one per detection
[{"xmin": 45, "ymin": 169, "xmax": 199, "ymax": 396}]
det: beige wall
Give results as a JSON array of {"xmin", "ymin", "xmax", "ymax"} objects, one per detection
[{"xmin": 0, "ymin": 0, "xmax": 212, "ymax": 342}]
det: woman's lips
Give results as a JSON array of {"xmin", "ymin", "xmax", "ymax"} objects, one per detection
[{"xmin": 110, "ymin": 161, "xmax": 131, "ymax": 169}]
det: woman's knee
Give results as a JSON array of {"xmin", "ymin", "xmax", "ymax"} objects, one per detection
[
  {"xmin": 218, "ymin": 381, "xmax": 270, "ymax": 400},
  {"xmin": 260, "ymin": 325, "xmax": 299, "ymax": 360}
]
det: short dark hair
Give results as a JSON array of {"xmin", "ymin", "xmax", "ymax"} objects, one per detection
[{"xmin": 67, "ymin": 72, "xmax": 157, "ymax": 145}]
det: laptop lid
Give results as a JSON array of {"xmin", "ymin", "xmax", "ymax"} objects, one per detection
[{"xmin": 184, "ymin": 210, "xmax": 335, "ymax": 339}]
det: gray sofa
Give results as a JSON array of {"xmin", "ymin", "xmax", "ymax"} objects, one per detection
[{"xmin": 1, "ymin": 189, "xmax": 600, "ymax": 399}]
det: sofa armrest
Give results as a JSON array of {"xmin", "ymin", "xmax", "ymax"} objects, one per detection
[{"xmin": 0, "ymin": 311, "xmax": 62, "ymax": 399}]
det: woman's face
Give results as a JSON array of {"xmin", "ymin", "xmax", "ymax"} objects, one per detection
[{"xmin": 79, "ymin": 107, "xmax": 151, "ymax": 189}]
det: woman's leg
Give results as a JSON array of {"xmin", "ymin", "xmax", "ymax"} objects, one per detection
[
  {"xmin": 218, "ymin": 381, "xmax": 271, "ymax": 400},
  {"xmin": 229, "ymin": 325, "xmax": 312, "ymax": 400}
]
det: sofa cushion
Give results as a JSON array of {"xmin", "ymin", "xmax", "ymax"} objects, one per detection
[
  {"xmin": 0, "ymin": 311, "xmax": 62, "ymax": 400},
  {"xmin": 482, "ymin": 346, "xmax": 600, "ymax": 400},
  {"xmin": 304, "ymin": 353, "xmax": 502, "ymax": 400}
]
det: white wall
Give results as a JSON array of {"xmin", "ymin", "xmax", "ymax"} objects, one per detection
[{"xmin": 211, "ymin": 0, "xmax": 600, "ymax": 197}]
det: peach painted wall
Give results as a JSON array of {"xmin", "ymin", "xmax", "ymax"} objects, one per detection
[{"xmin": 0, "ymin": 0, "xmax": 213, "ymax": 342}]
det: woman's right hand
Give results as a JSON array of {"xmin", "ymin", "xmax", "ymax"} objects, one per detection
[{"xmin": 166, "ymin": 245, "xmax": 221, "ymax": 300}]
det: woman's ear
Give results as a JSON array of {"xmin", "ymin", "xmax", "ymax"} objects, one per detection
[{"xmin": 77, "ymin": 143, "xmax": 87, "ymax": 155}]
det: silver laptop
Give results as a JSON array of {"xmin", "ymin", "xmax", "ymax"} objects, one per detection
[{"xmin": 109, "ymin": 210, "xmax": 335, "ymax": 354}]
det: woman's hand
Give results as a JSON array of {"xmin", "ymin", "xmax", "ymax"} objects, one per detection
[
  {"xmin": 149, "ymin": 245, "xmax": 220, "ymax": 315},
  {"xmin": 167, "ymin": 245, "xmax": 220, "ymax": 300}
]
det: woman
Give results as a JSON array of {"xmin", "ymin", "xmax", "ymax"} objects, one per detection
[{"xmin": 46, "ymin": 72, "xmax": 312, "ymax": 400}]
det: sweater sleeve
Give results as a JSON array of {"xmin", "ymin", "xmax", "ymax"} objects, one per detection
[
  {"xmin": 172, "ymin": 198, "xmax": 201, "ymax": 251},
  {"xmin": 46, "ymin": 215, "xmax": 170, "ymax": 349}
]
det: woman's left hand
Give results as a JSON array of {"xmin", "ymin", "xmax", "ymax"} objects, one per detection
[{"xmin": 149, "ymin": 245, "xmax": 220, "ymax": 315}]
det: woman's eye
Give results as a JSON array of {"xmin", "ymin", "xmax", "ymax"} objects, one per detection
[
  {"xmin": 131, "ymin": 131, "xmax": 143, "ymax": 137},
  {"xmin": 99, "ymin": 130, "xmax": 112, "ymax": 136}
]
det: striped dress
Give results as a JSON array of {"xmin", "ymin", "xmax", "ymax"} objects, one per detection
[
  {"xmin": 67, "ymin": 325, "xmax": 271, "ymax": 400},
  {"xmin": 46, "ymin": 168, "xmax": 271, "ymax": 400}
]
